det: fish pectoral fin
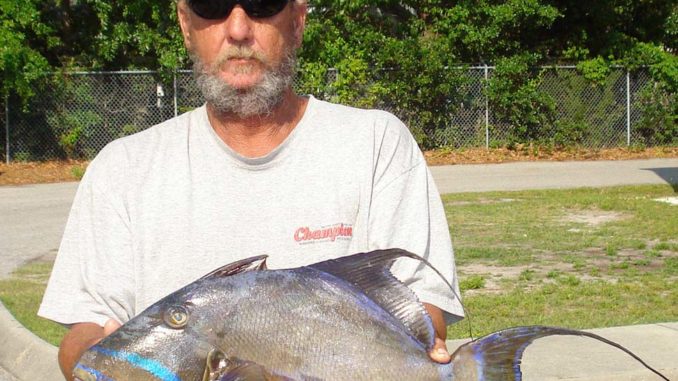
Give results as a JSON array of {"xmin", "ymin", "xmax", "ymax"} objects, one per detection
[
  {"xmin": 217, "ymin": 360, "xmax": 296, "ymax": 381},
  {"xmin": 455, "ymin": 325, "xmax": 670, "ymax": 381},
  {"xmin": 203, "ymin": 351, "xmax": 297, "ymax": 381},
  {"xmin": 203, "ymin": 349, "xmax": 231, "ymax": 381},
  {"xmin": 308, "ymin": 249, "xmax": 436, "ymax": 349},
  {"xmin": 200, "ymin": 255, "xmax": 268, "ymax": 280}
]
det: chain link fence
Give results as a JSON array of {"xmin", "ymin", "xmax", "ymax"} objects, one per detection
[{"xmin": 1, "ymin": 66, "xmax": 674, "ymax": 162}]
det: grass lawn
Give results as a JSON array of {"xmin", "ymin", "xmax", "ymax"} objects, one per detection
[
  {"xmin": 0, "ymin": 262, "xmax": 67, "ymax": 346},
  {"xmin": 445, "ymin": 184, "xmax": 678, "ymax": 338},
  {"xmin": 1, "ymin": 184, "xmax": 676, "ymax": 345}
]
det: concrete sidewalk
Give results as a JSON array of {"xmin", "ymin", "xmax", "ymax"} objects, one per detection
[
  {"xmin": 0, "ymin": 303, "xmax": 58, "ymax": 381},
  {"xmin": 1, "ymin": 158, "xmax": 676, "ymax": 380},
  {"xmin": 447, "ymin": 323, "xmax": 678, "ymax": 381}
]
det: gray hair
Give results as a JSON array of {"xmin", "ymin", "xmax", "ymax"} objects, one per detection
[{"xmin": 192, "ymin": 48, "xmax": 298, "ymax": 117}]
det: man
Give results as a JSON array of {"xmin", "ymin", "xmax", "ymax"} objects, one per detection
[{"xmin": 39, "ymin": 1, "xmax": 464, "ymax": 380}]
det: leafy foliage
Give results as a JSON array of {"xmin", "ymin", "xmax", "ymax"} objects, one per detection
[
  {"xmin": 85, "ymin": 1, "xmax": 186, "ymax": 72},
  {"xmin": 1, "ymin": 0, "xmax": 186, "ymax": 98},
  {"xmin": 1, "ymin": 0, "xmax": 675, "ymax": 151},
  {"xmin": 486, "ymin": 54, "xmax": 557, "ymax": 145},
  {"xmin": 1, "ymin": 0, "xmax": 53, "ymax": 98},
  {"xmin": 298, "ymin": 1, "xmax": 674, "ymax": 147}
]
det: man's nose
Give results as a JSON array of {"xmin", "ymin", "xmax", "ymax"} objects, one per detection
[{"xmin": 223, "ymin": 6, "xmax": 254, "ymax": 43}]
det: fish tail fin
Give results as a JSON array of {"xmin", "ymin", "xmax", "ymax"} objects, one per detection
[{"xmin": 453, "ymin": 325, "xmax": 670, "ymax": 381}]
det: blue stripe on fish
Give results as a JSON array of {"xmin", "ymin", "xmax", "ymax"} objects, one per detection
[
  {"xmin": 74, "ymin": 364, "xmax": 115, "ymax": 381},
  {"xmin": 90, "ymin": 346, "xmax": 181, "ymax": 381}
]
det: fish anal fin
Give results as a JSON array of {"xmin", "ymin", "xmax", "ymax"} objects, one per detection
[
  {"xmin": 201, "ymin": 255, "xmax": 268, "ymax": 280},
  {"xmin": 308, "ymin": 249, "xmax": 435, "ymax": 349}
]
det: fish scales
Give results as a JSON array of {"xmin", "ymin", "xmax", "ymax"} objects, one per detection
[
  {"xmin": 74, "ymin": 249, "xmax": 670, "ymax": 381},
  {"xmin": 200, "ymin": 268, "xmax": 444, "ymax": 380}
]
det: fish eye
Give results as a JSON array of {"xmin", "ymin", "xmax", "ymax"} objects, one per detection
[{"xmin": 163, "ymin": 305, "xmax": 189, "ymax": 329}]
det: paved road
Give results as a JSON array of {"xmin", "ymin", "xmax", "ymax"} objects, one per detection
[
  {"xmin": 2, "ymin": 158, "xmax": 675, "ymax": 279},
  {"xmin": 0, "ymin": 182, "xmax": 77, "ymax": 278},
  {"xmin": 430, "ymin": 158, "xmax": 678, "ymax": 193},
  {"xmin": 1, "ymin": 158, "xmax": 676, "ymax": 380}
]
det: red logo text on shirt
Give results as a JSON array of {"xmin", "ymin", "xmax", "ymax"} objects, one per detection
[{"xmin": 294, "ymin": 223, "xmax": 353, "ymax": 244}]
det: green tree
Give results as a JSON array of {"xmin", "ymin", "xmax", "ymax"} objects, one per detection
[
  {"xmin": 547, "ymin": 0, "xmax": 677, "ymax": 60},
  {"xmin": 85, "ymin": 1, "xmax": 186, "ymax": 71},
  {"xmin": 2, "ymin": 0, "xmax": 675, "ymax": 154},
  {"xmin": 1, "ymin": 1, "xmax": 55, "ymax": 98},
  {"xmin": 1, "ymin": 0, "xmax": 187, "ymax": 99}
]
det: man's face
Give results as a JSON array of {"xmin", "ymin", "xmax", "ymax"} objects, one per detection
[{"xmin": 177, "ymin": 1, "xmax": 307, "ymax": 116}]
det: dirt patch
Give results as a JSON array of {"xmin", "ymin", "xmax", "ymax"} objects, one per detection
[
  {"xmin": 460, "ymin": 264, "xmax": 531, "ymax": 293},
  {"xmin": 458, "ymin": 242, "xmax": 678, "ymax": 295},
  {"xmin": 563, "ymin": 210, "xmax": 629, "ymax": 227},
  {"xmin": 459, "ymin": 262, "xmax": 578, "ymax": 295},
  {"xmin": 0, "ymin": 160, "xmax": 87, "ymax": 185},
  {"xmin": 446, "ymin": 198, "xmax": 517, "ymax": 206},
  {"xmin": 654, "ymin": 197, "xmax": 678, "ymax": 205},
  {"xmin": 424, "ymin": 146, "xmax": 678, "ymax": 166}
]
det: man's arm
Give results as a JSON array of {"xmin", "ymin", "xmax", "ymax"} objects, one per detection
[
  {"xmin": 424, "ymin": 303, "xmax": 451, "ymax": 363},
  {"xmin": 58, "ymin": 320, "xmax": 121, "ymax": 381}
]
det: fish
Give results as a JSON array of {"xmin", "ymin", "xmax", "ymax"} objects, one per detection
[{"xmin": 73, "ymin": 249, "xmax": 670, "ymax": 381}]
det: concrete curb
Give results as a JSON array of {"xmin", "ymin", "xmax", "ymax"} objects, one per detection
[{"xmin": 0, "ymin": 302, "xmax": 61, "ymax": 381}]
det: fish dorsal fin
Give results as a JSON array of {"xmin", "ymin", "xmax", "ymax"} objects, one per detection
[
  {"xmin": 200, "ymin": 255, "xmax": 268, "ymax": 280},
  {"xmin": 309, "ymin": 249, "xmax": 435, "ymax": 349}
]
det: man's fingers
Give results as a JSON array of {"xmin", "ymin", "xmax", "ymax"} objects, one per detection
[
  {"xmin": 429, "ymin": 337, "xmax": 451, "ymax": 364},
  {"xmin": 102, "ymin": 319, "xmax": 122, "ymax": 337},
  {"xmin": 92, "ymin": 319, "xmax": 121, "ymax": 346}
]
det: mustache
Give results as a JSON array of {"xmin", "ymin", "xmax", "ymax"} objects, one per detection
[{"xmin": 212, "ymin": 46, "xmax": 268, "ymax": 70}]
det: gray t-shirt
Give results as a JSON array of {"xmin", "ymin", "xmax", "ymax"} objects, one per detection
[{"xmin": 39, "ymin": 96, "xmax": 463, "ymax": 327}]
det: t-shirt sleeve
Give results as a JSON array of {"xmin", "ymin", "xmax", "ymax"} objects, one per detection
[
  {"xmin": 367, "ymin": 115, "xmax": 464, "ymax": 325},
  {"xmin": 38, "ymin": 143, "xmax": 135, "ymax": 327}
]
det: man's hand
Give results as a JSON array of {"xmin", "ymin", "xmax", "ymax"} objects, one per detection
[
  {"xmin": 58, "ymin": 319, "xmax": 121, "ymax": 381},
  {"xmin": 423, "ymin": 303, "xmax": 451, "ymax": 364},
  {"xmin": 103, "ymin": 318, "xmax": 122, "ymax": 336}
]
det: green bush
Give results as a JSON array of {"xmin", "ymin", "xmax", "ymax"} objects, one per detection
[
  {"xmin": 487, "ymin": 55, "xmax": 557, "ymax": 145},
  {"xmin": 548, "ymin": 67, "xmax": 628, "ymax": 147},
  {"xmin": 634, "ymin": 86, "xmax": 677, "ymax": 145},
  {"xmin": 622, "ymin": 44, "xmax": 677, "ymax": 145}
]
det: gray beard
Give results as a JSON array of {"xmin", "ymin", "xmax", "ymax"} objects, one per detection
[{"xmin": 192, "ymin": 50, "xmax": 297, "ymax": 118}]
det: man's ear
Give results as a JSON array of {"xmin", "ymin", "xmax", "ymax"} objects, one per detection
[
  {"xmin": 177, "ymin": 0, "xmax": 193, "ymax": 51},
  {"xmin": 292, "ymin": 2, "xmax": 307, "ymax": 49}
]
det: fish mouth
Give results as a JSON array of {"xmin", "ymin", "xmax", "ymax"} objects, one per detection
[{"xmin": 73, "ymin": 364, "xmax": 114, "ymax": 381}]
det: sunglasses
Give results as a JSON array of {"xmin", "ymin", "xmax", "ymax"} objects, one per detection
[{"xmin": 187, "ymin": 0, "xmax": 292, "ymax": 20}]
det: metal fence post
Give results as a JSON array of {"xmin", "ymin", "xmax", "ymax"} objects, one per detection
[
  {"xmin": 484, "ymin": 64, "xmax": 490, "ymax": 149},
  {"xmin": 626, "ymin": 70, "xmax": 631, "ymax": 146},
  {"xmin": 174, "ymin": 71, "xmax": 178, "ymax": 118},
  {"xmin": 4, "ymin": 94, "xmax": 9, "ymax": 164}
]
